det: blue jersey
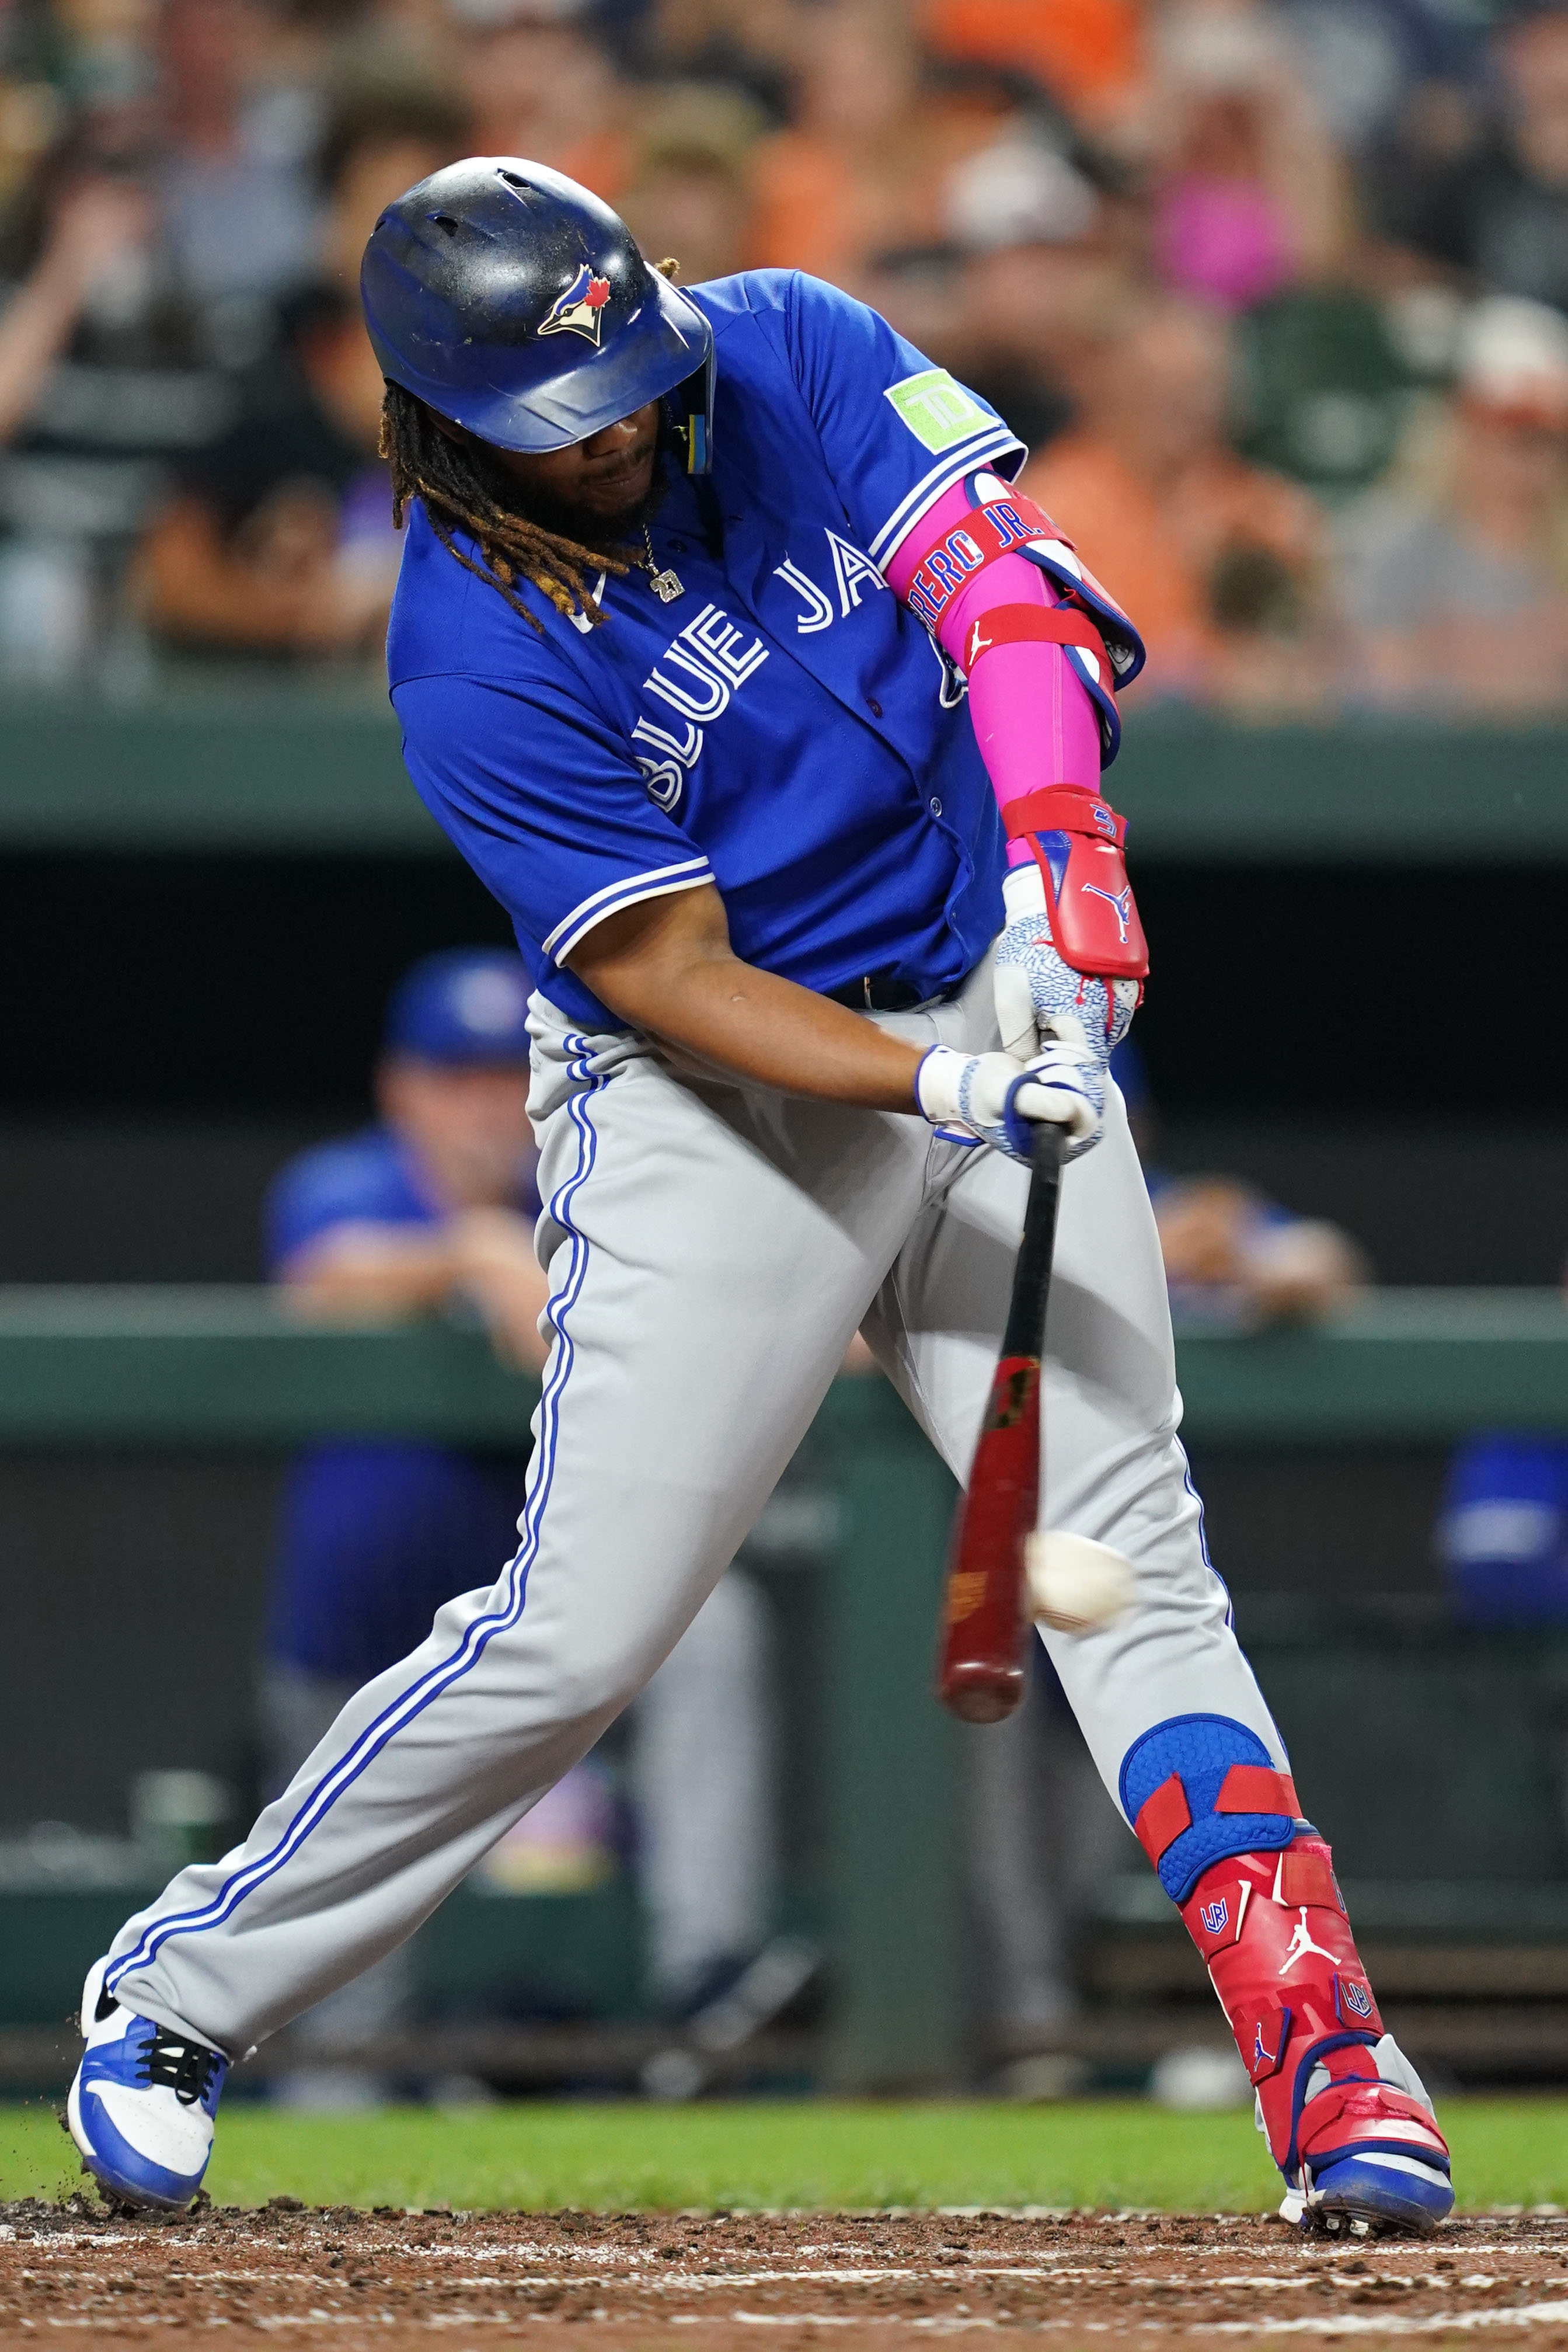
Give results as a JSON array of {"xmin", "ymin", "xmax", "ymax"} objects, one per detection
[
  {"xmin": 388, "ymin": 270, "xmax": 1025, "ymax": 1031},
  {"xmin": 264, "ymin": 1129, "xmax": 537, "ymax": 1683},
  {"xmin": 267, "ymin": 1126, "xmax": 445, "ymax": 1269}
]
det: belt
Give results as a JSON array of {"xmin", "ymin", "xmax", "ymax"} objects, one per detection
[{"xmin": 825, "ymin": 972, "xmax": 957, "ymax": 1014}]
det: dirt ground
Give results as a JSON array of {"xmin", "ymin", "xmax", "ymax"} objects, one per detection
[{"xmin": 1, "ymin": 2203, "xmax": 1566, "ymax": 2348}]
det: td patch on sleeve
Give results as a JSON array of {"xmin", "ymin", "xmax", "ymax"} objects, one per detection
[{"xmin": 884, "ymin": 368, "xmax": 991, "ymax": 453}]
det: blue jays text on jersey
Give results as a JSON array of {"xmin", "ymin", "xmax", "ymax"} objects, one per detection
[{"xmin": 387, "ymin": 270, "xmax": 1028, "ymax": 1032}]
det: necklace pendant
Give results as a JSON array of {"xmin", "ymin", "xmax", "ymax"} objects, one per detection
[{"xmin": 647, "ymin": 563, "xmax": 684, "ymax": 604}]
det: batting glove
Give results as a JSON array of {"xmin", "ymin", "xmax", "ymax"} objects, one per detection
[
  {"xmin": 994, "ymin": 861, "xmax": 1140, "ymax": 1078},
  {"xmin": 915, "ymin": 1038, "xmax": 1099, "ymax": 1164}
]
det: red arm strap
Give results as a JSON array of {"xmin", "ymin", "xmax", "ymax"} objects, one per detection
[
  {"xmin": 1005, "ymin": 784, "xmax": 1128, "ymax": 850},
  {"xmin": 961, "ymin": 601, "xmax": 1110, "ymax": 677}
]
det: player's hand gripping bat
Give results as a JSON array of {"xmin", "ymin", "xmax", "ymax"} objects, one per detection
[{"xmin": 935, "ymin": 1120, "xmax": 1066, "ymax": 1724}]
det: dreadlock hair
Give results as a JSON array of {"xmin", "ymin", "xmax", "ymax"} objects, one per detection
[{"xmin": 379, "ymin": 258, "xmax": 684, "ymax": 634}]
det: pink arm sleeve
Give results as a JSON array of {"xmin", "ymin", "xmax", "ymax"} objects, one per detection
[{"xmin": 884, "ymin": 479, "xmax": 1103, "ymax": 867}]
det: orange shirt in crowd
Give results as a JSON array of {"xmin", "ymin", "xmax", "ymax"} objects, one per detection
[
  {"xmin": 1022, "ymin": 434, "xmax": 1326, "ymax": 695},
  {"xmin": 922, "ymin": 0, "xmax": 1146, "ymax": 121},
  {"xmin": 747, "ymin": 99, "xmax": 1002, "ymax": 281},
  {"xmin": 552, "ymin": 130, "xmax": 633, "ymax": 208}
]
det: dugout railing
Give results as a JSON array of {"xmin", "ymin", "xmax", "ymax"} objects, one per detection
[
  {"xmin": 1, "ymin": 1286, "xmax": 1566, "ymax": 2093},
  {"xmin": 0, "ymin": 689, "xmax": 1560, "ymax": 856}
]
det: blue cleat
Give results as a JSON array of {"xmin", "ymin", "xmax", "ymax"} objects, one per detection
[
  {"xmin": 67, "ymin": 1961, "xmax": 228, "ymax": 2211},
  {"xmin": 1302, "ymin": 2146, "xmax": 1456, "ymax": 2236}
]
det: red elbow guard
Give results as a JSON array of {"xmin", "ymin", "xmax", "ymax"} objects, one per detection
[{"xmin": 1008, "ymin": 785, "xmax": 1149, "ymax": 982}]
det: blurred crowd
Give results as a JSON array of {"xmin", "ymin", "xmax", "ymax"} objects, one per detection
[{"xmin": 4, "ymin": 0, "xmax": 1568, "ymax": 701}]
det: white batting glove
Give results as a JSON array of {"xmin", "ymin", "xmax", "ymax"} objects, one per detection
[
  {"xmin": 994, "ymin": 862, "xmax": 1139, "ymax": 1049},
  {"xmin": 991, "ymin": 862, "xmax": 1140, "ymax": 1158},
  {"xmin": 915, "ymin": 1040, "xmax": 1097, "ymax": 1164}
]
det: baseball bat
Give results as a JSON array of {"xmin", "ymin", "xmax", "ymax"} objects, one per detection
[{"xmin": 935, "ymin": 1119, "xmax": 1067, "ymax": 1723}]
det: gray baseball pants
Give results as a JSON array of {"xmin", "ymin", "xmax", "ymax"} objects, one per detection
[{"xmin": 103, "ymin": 962, "xmax": 1286, "ymax": 2058}]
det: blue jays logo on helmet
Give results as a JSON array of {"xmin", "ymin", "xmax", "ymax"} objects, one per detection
[
  {"xmin": 1201, "ymin": 1898, "xmax": 1229, "ymax": 1937},
  {"xmin": 540, "ymin": 263, "xmax": 613, "ymax": 346}
]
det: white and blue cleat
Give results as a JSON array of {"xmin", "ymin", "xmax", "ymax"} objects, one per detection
[
  {"xmin": 1270, "ymin": 2037, "xmax": 1455, "ymax": 2238},
  {"xmin": 68, "ymin": 1961, "xmax": 228, "ymax": 2210},
  {"xmin": 1299, "ymin": 2147, "xmax": 1456, "ymax": 2235}
]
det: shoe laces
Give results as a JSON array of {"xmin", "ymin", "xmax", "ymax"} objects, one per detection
[{"xmin": 138, "ymin": 2024, "xmax": 221, "ymax": 2106}]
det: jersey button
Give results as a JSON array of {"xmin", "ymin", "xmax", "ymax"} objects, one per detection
[
  {"xmin": 866, "ymin": 696, "xmax": 883, "ymax": 717},
  {"xmin": 929, "ymin": 796, "xmax": 943, "ymax": 817}
]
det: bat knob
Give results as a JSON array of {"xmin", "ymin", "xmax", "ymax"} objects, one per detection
[{"xmin": 938, "ymin": 1661, "xmax": 1026, "ymax": 1724}]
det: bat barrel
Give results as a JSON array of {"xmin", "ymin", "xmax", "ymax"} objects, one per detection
[{"xmin": 940, "ymin": 1659, "xmax": 1026, "ymax": 1725}]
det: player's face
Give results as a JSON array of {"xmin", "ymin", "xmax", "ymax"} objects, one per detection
[
  {"xmin": 378, "ymin": 1056, "xmax": 534, "ymax": 1209},
  {"xmin": 484, "ymin": 401, "xmax": 661, "ymax": 527}
]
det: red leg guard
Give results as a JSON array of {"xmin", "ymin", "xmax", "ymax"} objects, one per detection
[{"xmin": 1180, "ymin": 1840, "xmax": 1451, "ymax": 2195}]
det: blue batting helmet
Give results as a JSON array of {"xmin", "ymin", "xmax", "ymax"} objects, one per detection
[{"xmin": 361, "ymin": 156, "xmax": 715, "ymax": 469}]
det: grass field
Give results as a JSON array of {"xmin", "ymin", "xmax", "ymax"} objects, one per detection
[{"xmin": 3, "ymin": 2097, "xmax": 1567, "ymax": 2214}]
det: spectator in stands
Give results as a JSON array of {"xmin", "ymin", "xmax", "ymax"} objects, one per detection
[
  {"xmin": 1277, "ymin": 0, "xmax": 1482, "ymax": 177},
  {"xmin": 746, "ymin": 0, "xmax": 1008, "ymax": 284},
  {"xmin": 0, "ymin": 107, "xmax": 226, "ymax": 681},
  {"xmin": 454, "ymin": 0, "xmax": 631, "ymax": 206},
  {"xmin": 1114, "ymin": 1038, "xmax": 1368, "ymax": 1330},
  {"xmin": 156, "ymin": 0, "xmax": 319, "ymax": 309},
  {"xmin": 1022, "ymin": 291, "xmax": 1336, "ymax": 705},
  {"xmin": 633, "ymin": 0, "xmax": 802, "ymax": 121},
  {"xmin": 133, "ymin": 276, "xmax": 396, "ymax": 660},
  {"xmin": 923, "ymin": 138, "xmax": 1121, "ymax": 450},
  {"xmin": 921, "ymin": 0, "xmax": 1147, "ymax": 141},
  {"xmin": 1229, "ymin": 286, "xmax": 1415, "ymax": 511},
  {"xmin": 0, "ymin": 176, "xmax": 155, "ymax": 446},
  {"xmin": 1391, "ymin": 2, "xmax": 1568, "ymax": 319},
  {"xmin": 616, "ymin": 85, "xmax": 764, "ymax": 287},
  {"xmin": 132, "ymin": 75, "xmax": 466, "ymax": 661},
  {"xmin": 313, "ymin": 69, "xmax": 471, "ymax": 297},
  {"xmin": 1149, "ymin": 2, "xmax": 1347, "ymax": 313},
  {"xmin": 1339, "ymin": 294, "xmax": 1568, "ymax": 711}
]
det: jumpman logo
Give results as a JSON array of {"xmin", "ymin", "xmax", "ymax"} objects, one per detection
[
  {"xmin": 1278, "ymin": 1908, "xmax": 1337, "ymax": 1975},
  {"xmin": 967, "ymin": 621, "xmax": 992, "ymax": 664},
  {"xmin": 1080, "ymin": 882, "xmax": 1133, "ymax": 942}
]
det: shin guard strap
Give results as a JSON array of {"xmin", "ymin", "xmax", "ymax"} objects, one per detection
[
  {"xmin": 1120, "ymin": 1716, "xmax": 1302, "ymax": 1903},
  {"xmin": 1217, "ymin": 1764, "xmax": 1300, "ymax": 1817},
  {"xmin": 1133, "ymin": 1774, "xmax": 1192, "ymax": 1865}
]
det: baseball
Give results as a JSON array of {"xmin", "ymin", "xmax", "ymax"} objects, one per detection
[{"xmin": 1025, "ymin": 1529, "xmax": 1135, "ymax": 1633}]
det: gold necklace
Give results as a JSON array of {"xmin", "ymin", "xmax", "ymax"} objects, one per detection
[{"xmin": 640, "ymin": 527, "xmax": 684, "ymax": 604}]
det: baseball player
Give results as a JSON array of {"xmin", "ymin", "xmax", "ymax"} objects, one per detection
[{"xmin": 70, "ymin": 159, "xmax": 1454, "ymax": 2233}]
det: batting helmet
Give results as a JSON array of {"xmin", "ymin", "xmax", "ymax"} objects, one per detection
[{"xmin": 361, "ymin": 156, "xmax": 715, "ymax": 469}]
